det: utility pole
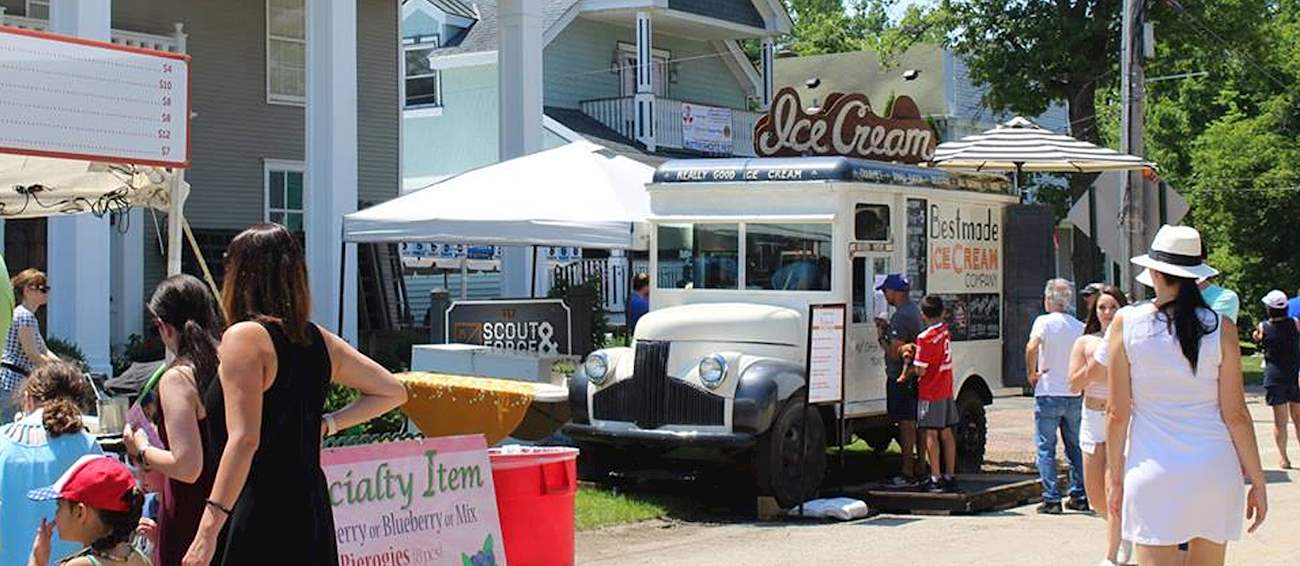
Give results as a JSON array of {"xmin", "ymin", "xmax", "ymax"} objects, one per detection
[{"xmin": 1118, "ymin": 0, "xmax": 1147, "ymax": 298}]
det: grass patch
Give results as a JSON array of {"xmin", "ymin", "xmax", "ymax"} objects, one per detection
[
  {"xmin": 1243, "ymin": 354, "xmax": 1264, "ymax": 386},
  {"xmin": 575, "ymin": 486, "xmax": 677, "ymax": 530}
]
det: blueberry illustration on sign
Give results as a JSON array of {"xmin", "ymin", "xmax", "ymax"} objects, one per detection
[{"xmin": 461, "ymin": 534, "xmax": 497, "ymax": 566}]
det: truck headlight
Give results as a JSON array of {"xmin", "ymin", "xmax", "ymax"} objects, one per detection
[
  {"xmin": 698, "ymin": 354, "xmax": 727, "ymax": 389},
  {"xmin": 584, "ymin": 352, "xmax": 610, "ymax": 385}
]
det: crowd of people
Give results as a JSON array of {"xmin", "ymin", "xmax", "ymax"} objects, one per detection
[{"xmin": 0, "ymin": 223, "xmax": 409, "ymax": 566}]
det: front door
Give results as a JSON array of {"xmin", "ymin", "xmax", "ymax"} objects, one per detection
[{"xmin": 845, "ymin": 253, "xmax": 891, "ymax": 416}]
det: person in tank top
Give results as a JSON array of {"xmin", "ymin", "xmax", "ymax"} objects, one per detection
[
  {"xmin": 181, "ymin": 224, "xmax": 408, "ymax": 566},
  {"xmin": 1253, "ymin": 290, "xmax": 1300, "ymax": 469}
]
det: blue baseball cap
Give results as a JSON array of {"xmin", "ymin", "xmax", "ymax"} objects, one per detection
[{"xmin": 876, "ymin": 273, "xmax": 910, "ymax": 292}]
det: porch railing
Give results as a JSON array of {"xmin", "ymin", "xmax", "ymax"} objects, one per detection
[
  {"xmin": 0, "ymin": 13, "xmax": 186, "ymax": 54},
  {"xmin": 539, "ymin": 258, "xmax": 631, "ymax": 320},
  {"xmin": 579, "ymin": 96, "xmax": 759, "ymax": 157}
]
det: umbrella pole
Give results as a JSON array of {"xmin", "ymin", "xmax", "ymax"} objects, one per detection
[{"xmin": 1014, "ymin": 163, "xmax": 1024, "ymax": 202}]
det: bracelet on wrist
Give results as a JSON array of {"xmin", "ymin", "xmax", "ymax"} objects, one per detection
[{"xmin": 205, "ymin": 499, "xmax": 233, "ymax": 517}]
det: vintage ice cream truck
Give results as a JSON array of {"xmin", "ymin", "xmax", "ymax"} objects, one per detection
[{"xmin": 565, "ymin": 89, "xmax": 1050, "ymax": 506}]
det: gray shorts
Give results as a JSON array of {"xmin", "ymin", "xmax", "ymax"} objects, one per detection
[{"xmin": 917, "ymin": 398, "xmax": 960, "ymax": 429}]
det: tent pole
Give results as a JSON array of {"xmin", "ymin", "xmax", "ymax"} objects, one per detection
[
  {"xmin": 166, "ymin": 171, "xmax": 185, "ymax": 276},
  {"xmin": 337, "ymin": 239, "xmax": 347, "ymax": 336},
  {"xmin": 529, "ymin": 245, "xmax": 539, "ymax": 298}
]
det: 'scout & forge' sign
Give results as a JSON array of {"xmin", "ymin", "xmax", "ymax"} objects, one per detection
[{"xmin": 752, "ymin": 87, "xmax": 937, "ymax": 163}]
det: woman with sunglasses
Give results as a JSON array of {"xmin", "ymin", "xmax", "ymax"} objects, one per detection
[{"xmin": 1, "ymin": 269, "xmax": 60, "ymax": 423}]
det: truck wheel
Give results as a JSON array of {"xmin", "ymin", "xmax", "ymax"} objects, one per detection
[
  {"xmin": 754, "ymin": 396, "xmax": 826, "ymax": 508},
  {"xmin": 955, "ymin": 390, "xmax": 987, "ymax": 473},
  {"xmin": 577, "ymin": 443, "xmax": 616, "ymax": 482}
]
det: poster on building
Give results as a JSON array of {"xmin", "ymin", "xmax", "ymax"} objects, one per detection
[
  {"xmin": 806, "ymin": 304, "xmax": 847, "ymax": 404},
  {"xmin": 926, "ymin": 201, "xmax": 1002, "ymax": 293},
  {"xmin": 681, "ymin": 103, "xmax": 733, "ymax": 154},
  {"xmin": 322, "ymin": 435, "xmax": 507, "ymax": 566}
]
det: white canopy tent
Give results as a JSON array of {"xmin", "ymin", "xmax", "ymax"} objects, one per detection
[{"xmin": 343, "ymin": 141, "xmax": 654, "ymax": 250}]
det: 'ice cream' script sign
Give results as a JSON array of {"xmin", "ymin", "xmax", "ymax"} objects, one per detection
[{"xmin": 753, "ymin": 87, "xmax": 937, "ymax": 163}]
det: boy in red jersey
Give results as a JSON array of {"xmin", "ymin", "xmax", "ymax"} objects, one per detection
[{"xmin": 906, "ymin": 295, "xmax": 959, "ymax": 493}]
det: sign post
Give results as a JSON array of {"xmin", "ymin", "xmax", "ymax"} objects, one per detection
[
  {"xmin": 0, "ymin": 26, "xmax": 191, "ymax": 167},
  {"xmin": 801, "ymin": 303, "xmax": 847, "ymax": 513}
]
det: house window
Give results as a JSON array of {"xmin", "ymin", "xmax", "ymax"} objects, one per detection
[
  {"xmin": 267, "ymin": 0, "xmax": 306, "ymax": 105},
  {"xmin": 25, "ymin": 0, "xmax": 50, "ymax": 19},
  {"xmin": 617, "ymin": 43, "xmax": 670, "ymax": 97},
  {"xmin": 403, "ymin": 35, "xmax": 442, "ymax": 109},
  {"xmin": 265, "ymin": 161, "xmax": 305, "ymax": 233}
]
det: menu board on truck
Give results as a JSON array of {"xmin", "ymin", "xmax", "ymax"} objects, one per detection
[{"xmin": 806, "ymin": 304, "xmax": 847, "ymax": 404}]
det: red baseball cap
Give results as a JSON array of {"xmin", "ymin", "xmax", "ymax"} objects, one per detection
[{"xmin": 28, "ymin": 455, "xmax": 136, "ymax": 513}]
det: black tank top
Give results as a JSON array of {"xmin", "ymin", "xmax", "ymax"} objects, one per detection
[
  {"xmin": 1261, "ymin": 318, "xmax": 1300, "ymax": 387},
  {"xmin": 203, "ymin": 321, "xmax": 337, "ymax": 565}
]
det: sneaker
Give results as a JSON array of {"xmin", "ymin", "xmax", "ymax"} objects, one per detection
[
  {"xmin": 886, "ymin": 475, "xmax": 916, "ymax": 488},
  {"xmin": 1116, "ymin": 540, "xmax": 1134, "ymax": 565},
  {"xmin": 925, "ymin": 477, "xmax": 945, "ymax": 493},
  {"xmin": 1036, "ymin": 501, "xmax": 1063, "ymax": 514},
  {"xmin": 942, "ymin": 476, "xmax": 962, "ymax": 493},
  {"xmin": 1096, "ymin": 560, "xmax": 1118, "ymax": 566},
  {"xmin": 1065, "ymin": 497, "xmax": 1091, "ymax": 512}
]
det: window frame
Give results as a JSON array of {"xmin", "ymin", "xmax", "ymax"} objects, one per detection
[
  {"xmin": 743, "ymin": 221, "xmax": 835, "ymax": 292},
  {"xmin": 25, "ymin": 0, "xmax": 50, "ymax": 19},
  {"xmin": 654, "ymin": 220, "xmax": 835, "ymax": 293},
  {"xmin": 266, "ymin": 0, "xmax": 307, "ymax": 106},
  {"xmin": 263, "ymin": 159, "xmax": 307, "ymax": 233},
  {"xmin": 616, "ymin": 42, "xmax": 671, "ymax": 98},
  {"xmin": 402, "ymin": 35, "xmax": 444, "ymax": 114}
]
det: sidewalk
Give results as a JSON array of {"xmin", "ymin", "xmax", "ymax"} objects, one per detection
[{"xmin": 576, "ymin": 390, "xmax": 1297, "ymax": 565}]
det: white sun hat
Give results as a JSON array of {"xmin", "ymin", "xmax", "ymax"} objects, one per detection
[
  {"xmin": 1263, "ymin": 290, "xmax": 1289, "ymax": 310},
  {"xmin": 1130, "ymin": 225, "xmax": 1219, "ymax": 287}
]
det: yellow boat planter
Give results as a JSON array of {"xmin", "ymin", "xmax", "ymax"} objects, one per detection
[{"xmin": 398, "ymin": 372, "xmax": 571, "ymax": 445}]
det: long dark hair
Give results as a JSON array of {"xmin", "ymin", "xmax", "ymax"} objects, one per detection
[
  {"xmin": 149, "ymin": 274, "xmax": 224, "ymax": 392},
  {"xmin": 1083, "ymin": 285, "xmax": 1129, "ymax": 335},
  {"xmin": 88, "ymin": 487, "xmax": 145, "ymax": 553},
  {"xmin": 15, "ymin": 362, "xmax": 91, "ymax": 437},
  {"xmin": 1155, "ymin": 272, "xmax": 1219, "ymax": 370},
  {"xmin": 221, "ymin": 223, "xmax": 312, "ymax": 344}
]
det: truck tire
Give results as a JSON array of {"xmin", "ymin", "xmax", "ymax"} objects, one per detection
[
  {"xmin": 754, "ymin": 395, "xmax": 826, "ymax": 508},
  {"xmin": 955, "ymin": 390, "xmax": 987, "ymax": 473},
  {"xmin": 577, "ymin": 443, "xmax": 616, "ymax": 482}
]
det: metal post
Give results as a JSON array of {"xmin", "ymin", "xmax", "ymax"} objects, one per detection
[
  {"xmin": 529, "ymin": 245, "xmax": 539, "ymax": 298},
  {"xmin": 337, "ymin": 240, "xmax": 347, "ymax": 336}
]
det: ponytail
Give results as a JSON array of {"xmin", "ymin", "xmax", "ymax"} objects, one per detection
[
  {"xmin": 176, "ymin": 319, "xmax": 220, "ymax": 392},
  {"xmin": 89, "ymin": 487, "xmax": 145, "ymax": 553},
  {"xmin": 1157, "ymin": 274, "xmax": 1219, "ymax": 370}
]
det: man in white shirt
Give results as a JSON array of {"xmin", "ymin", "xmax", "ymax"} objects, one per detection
[{"xmin": 1025, "ymin": 278, "xmax": 1087, "ymax": 514}]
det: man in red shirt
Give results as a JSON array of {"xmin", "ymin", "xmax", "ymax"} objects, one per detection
[{"xmin": 901, "ymin": 295, "xmax": 960, "ymax": 493}]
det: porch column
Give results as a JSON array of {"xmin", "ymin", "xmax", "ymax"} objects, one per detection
[
  {"xmin": 497, "ymin": 0, "xmax": 544, "ymax": 298},
  {"xmin": 48, "ymin": 0, "xmax": 112, "ymax": 375},
  {"xmin": 305, "ymin": 0, "xmax": 358, "ymax": 342},
  {"xmin": 760, "ymin": 37, "xmax": 775, "ymax": 109},
  {"xmin": 634, "ymin": 12, "xmax": 655, "ymax": 152}
]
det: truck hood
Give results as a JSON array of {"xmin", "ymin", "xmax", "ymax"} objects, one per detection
[{"xmin": 635, "ymin": 303, "xmax": 804, "ymax": 346}]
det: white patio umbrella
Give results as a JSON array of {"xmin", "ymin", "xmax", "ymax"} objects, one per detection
[{"xmin": 931, "ymin": 116, "xmax": 1153, "ymax": 195}]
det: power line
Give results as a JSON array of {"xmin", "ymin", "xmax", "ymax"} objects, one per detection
[{"xmin": 1162, "ymin": 0, "xmax": 1290, "ymax": 91}]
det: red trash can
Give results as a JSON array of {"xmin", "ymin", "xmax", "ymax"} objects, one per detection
[{"xmin": 488, "ymin": 446, "xmax": 579, "ymax": 566}]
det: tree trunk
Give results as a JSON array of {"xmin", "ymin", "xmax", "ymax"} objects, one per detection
[{"xmin": 1066, "ymin": 80, "xmax": 1103, "ymax": 287}]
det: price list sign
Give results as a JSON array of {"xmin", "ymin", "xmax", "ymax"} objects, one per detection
[
  {"xmin": 0, "ymin": 27, "xmax": 190, "ymax": 167},
  {"xmin": 806, "ymin": 304, "xmax": 847, "ymax": 404}
]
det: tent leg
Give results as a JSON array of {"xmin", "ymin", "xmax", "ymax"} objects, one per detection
[
  {"xmin": 166, "ymin": 171, "xmax": 185, "ymax": 276},
  {"xmin": 338, "ymin": 240, "xmax": 347, "ymax": 336},
  {"xmin": 529, "ymin": 245, "xmax": 538, "ymax": 298}
]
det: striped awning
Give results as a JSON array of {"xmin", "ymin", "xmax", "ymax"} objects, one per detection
[{"xmin": 932, "ymin": 117, "xmax": 1153, "ymax": 173}]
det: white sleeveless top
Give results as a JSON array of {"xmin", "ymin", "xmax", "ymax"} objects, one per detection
[
  {"xmin": 1111, "ymin": 304, "xmax": 1243, "ymax": 545},
  {"xmin": 1080, "ymin": 334, "xmax": 1109, "ymax": 400}
]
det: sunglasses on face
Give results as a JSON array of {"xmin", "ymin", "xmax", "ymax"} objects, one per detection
[{"xmin": 29, "ymin": 285, "xmax": 50, "ymax": 293}]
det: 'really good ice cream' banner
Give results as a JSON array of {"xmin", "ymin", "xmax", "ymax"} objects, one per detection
[{"xmin": 323, "ymin": 435, "xmax": 506, "ymax": 566}]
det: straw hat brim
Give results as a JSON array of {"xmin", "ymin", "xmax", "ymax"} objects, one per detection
[{"xmin": 1131, "ymin": 255, "xmax": 1219, "ymax": 287}]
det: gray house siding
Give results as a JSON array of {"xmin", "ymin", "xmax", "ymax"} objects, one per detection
[
  {"xmin": 943, "ymin": 51, "xmax": 1069, "ymax": 136},
  {"xmin": 545, "ymin": 17, "xmax": 751, "ymax": 111},
  {"xmin": 667, "ymin": 0, "xmax": 764, "ymax": 29}
]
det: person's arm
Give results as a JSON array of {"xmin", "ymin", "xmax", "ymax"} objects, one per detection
[
  {"xmin": 1104, "ymin": 314, "xmax": 1131, "ymax": 519},
  {"xmin": 1066, "ymin": 338, "xmax": 1091, "ymax": 394},
  {"xmin": 1025, "ymin": 336, "xmax": 1042, "ymax": 387},
  {"xmin": 126, "ymin": 366, "xmax": 204, "ymax": 483},
  {"xmin": 319, "ymin": 328, "xmax": 408, "ymax": 433},
  {"xmin": 16, "ymin": 325, "xmax": 54, "ymax": 367},
  {"xmin": 182, "ymin": 322, "xmax": 274, "ymax": 566},
  {"xmin": 1218, "ymin": 319, "xmax": 1268, "ymax": 533}
]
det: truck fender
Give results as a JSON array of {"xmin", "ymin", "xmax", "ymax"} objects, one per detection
[
  {"xmin": 568, "ymin": 372, "xmax": 591, "ymax": 424},
  {"xmin": 733, "ymin": 359, "xmax": 805, "ymax": 436}
]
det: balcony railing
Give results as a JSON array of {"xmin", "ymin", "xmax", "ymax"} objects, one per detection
[
  {"xmin": 0, "ymin": 13, "xmax": 186, "ymax": 54},
  {"xmin": 580, "ymin": 96, "xmax": 759, "ymax": 157}
]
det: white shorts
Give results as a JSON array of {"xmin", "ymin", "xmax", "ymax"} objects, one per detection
[{"xmin": 1080, "ymin": 406, "xmax": 1107, "ymax": 455}]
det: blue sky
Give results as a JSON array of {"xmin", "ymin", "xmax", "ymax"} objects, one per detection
[{"xmin": 885, "ymin": 0, "xmax": 934, "ymax": 20}]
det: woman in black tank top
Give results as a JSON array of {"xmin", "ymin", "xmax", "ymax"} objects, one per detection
[
  {"xmin": 182, "ymin": 224, "xmax": 408, "ymax": 566},
  {"xmin": 1254, "ymin": 291, "xmax": 1300, "ymax": 469}
]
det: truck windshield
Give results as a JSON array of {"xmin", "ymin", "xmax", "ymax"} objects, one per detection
[
  {"xmin": 745, "ymin": 223, "xmax": 833, "ymax": 291},
  {"xmin": 656, "ymin": 223, "xmax": 739, "ymax": 289}
]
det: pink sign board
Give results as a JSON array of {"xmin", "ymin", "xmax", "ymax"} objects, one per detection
[{"xmin": 322, "ymin": 435, "xmax": 507, "ymax": 566}]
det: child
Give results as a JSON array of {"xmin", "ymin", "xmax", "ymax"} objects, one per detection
[
  {"xmin": 910, "ymin": 295, "xmax": 959, "ymax": 493},
  {"xmin": 1253, "ymin": 290, "xmax": 1300, "ymax": 469},
  {"xmin": 27, "ymin": 455, "xmax": 151, "ymax": 566}
]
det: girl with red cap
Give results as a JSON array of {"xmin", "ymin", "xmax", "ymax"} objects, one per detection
[{"xmin": 27, "ymin": 455, "xmax": 150, "ymax": 566}]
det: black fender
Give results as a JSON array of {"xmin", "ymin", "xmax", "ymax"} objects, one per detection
[
  {"xmin": 568, "ymin": 372, "xmax": 591, "ymax": 424},
  {"xmin": 958, "ymin": 374, "xmax": 993, "ymax": 405},
  {"xmin": 732, "ymin": 359, "xmax": 806, "ymax": 436}
]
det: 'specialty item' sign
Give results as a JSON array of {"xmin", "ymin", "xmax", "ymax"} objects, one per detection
[
  {"xmin": 323, "ymin": 435, "xmax": 507, "ymax": 566},
  {"xmin": 753, "ymin": 87, "xmax": 937, "ymax": 164},
  {"xmin": 0, "ymin": 26, "xmax": 191, "ymax": 167},
  {"xmin": 806, "ymin": 304, "xmax": 847, "ymax": 404}
]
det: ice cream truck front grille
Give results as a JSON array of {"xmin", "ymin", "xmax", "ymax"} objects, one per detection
[{"xmin": 592, "ymin": 340, "xmax": 725, "ymax": 428}]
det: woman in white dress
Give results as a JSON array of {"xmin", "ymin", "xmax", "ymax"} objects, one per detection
[
  {"xmin": 1104, "ymin": 225, "xmax": 1267, "ymax": 566},
  {"xmin": 1068, "ymin": 284, "xmax": 1127, "ymax": 565}
]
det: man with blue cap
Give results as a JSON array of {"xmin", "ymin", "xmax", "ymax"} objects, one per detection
[{"xmin": 879, "ymin": 273, "xmax": 924, "ymax": 486}]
